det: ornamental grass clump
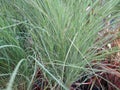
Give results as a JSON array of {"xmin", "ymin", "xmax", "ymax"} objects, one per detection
[{"xmin": 0, "ymin": 0, "xmax": 120, "ymax": 90}]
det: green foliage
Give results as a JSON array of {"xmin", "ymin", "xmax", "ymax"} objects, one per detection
[{"xmin": 0, "ymin": 0, "xmax": 120, "ymax": 90}]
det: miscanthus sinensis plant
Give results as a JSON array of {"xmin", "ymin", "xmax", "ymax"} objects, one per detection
[{"xmin": 0, "ymin": 0, "xmax": 120, "ymax": 90}]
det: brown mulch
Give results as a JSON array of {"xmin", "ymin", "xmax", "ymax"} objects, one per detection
[
  {"xmin": 70, "ymin": 59, "xmax": 120, "ymax": 90},
  {"xmin": 32, "ymin": 68, "xmax": 50, "ymax": 90}
]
